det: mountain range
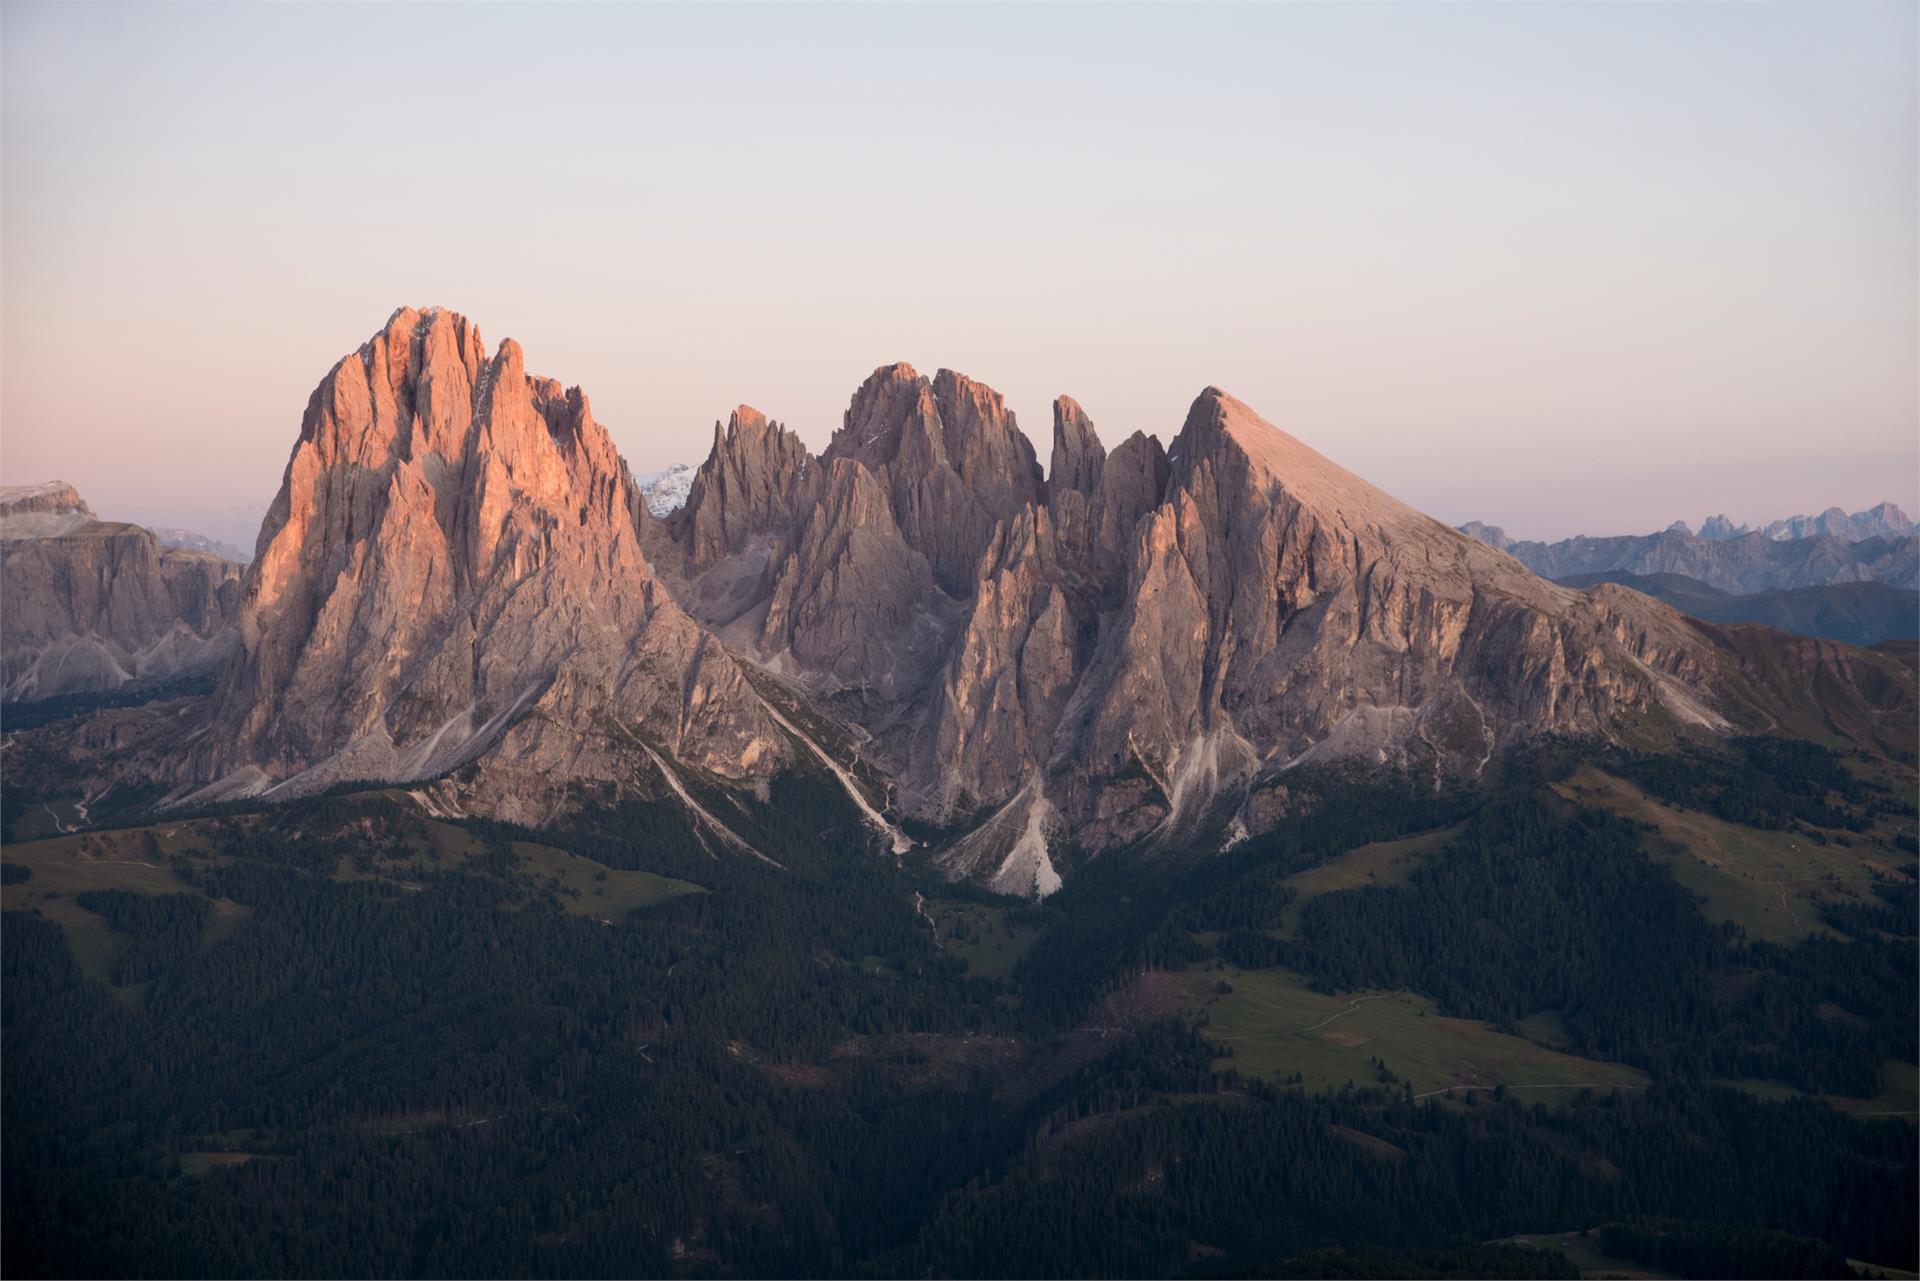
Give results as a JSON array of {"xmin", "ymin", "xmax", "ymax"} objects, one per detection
[
  {"xmin": 1460, "ymin": 519, "xmax": 1918, "ymax": 593},
  {"xmin": 8, "ymin": 308, "xmax": 1915, "ymax": 896},
  {"xmin": 1698, "ymin": 502, "xmax": 1915, "ymax": 543}
]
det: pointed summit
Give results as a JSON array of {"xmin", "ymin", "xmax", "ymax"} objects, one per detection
[
  {"xmin": 1169, "ymin": 385, "xmax": 1438, "ymax": 541},
  {"xmin": 1048, "ymin": 395, "xmax": 1104, "ymax": 499}
]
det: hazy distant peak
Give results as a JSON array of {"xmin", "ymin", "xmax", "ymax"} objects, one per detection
[{"xmin": 1759, "ymin": 502, "xmax": 1913, "ymax": 543}]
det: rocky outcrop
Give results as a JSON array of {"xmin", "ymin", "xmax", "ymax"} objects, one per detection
[
  {"xmin": 0, "ymin": 481, "xmax": 95, "ymax": 540},
  {"xmin": 1046, "ymin": 397, "xmax": 1104, "ymax": 500},
  {"xmin": 757, "ymin": 457, "xmax": 944, "ymax": 693},
  {"xmin": 921, "ymin": 507, "xmax": 1081, "ymax": 813},
  {"xmin": 1, "ymin": 486, "xmax": 241, "ymax": 703},
  {"xmin": 189, "ymin": 306, "xmax": 784, "ymax": 817}
]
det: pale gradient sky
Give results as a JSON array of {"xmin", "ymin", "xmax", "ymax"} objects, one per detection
[{"xmin": 3, "ymin": 2, "xmax": 1915, "ymax": 550}]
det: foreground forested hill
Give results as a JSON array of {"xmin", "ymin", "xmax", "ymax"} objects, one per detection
[{"xmin": 3, "ymin": 742, "xmax": 1915, "ymax": 1278}]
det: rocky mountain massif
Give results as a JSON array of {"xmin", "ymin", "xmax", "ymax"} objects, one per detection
[
  {"xmin": 15, "ymin": 309, "xmax": 1916, "ymax": 895},
  {"xmin": 0, "ymin": 482, "xmax": 242, "ymax": 704},
  {"xmin": 648, "ymin": 369, "xmax": 1913, "ymax": 891},
  {"xmin": 1460, "ymin": 519, "xmax": 1918, "ymax": 593},
  {"xmin": 172, "ymin": 306, "xmax": 789, "ymax": 831}
]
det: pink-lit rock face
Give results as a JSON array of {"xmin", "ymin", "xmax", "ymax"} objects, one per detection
[
  {"xmin": 25, "ymin": 306, "xmax": 1911, "ymax": 894},
  {"xmin": 201, "ymin": 306, "xmax": 784, "ymax": 820}
]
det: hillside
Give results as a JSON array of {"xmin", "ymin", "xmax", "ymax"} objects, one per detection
[{"xmin": 1558, "ymin": 571, "xmax": 1920, "ymax": 647}]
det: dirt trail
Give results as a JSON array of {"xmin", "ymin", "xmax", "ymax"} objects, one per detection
[
  {"xmin": 1412, "ymin": 1082, "xmax": 1648, "ymax": 1101},
  {"xmin": 1211, "ymin": 994, "xmax": 1393, "ymax": 1041}
]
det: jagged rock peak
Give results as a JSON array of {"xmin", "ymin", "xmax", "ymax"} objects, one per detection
[
  {"xmin": 818, "ymin": 362, "xmax": 1042, "ymax": 597},
  {"xmin": 674, "ymin": 403, "xmax": 819, "ymax": 568},
  {"xmin": 1698, "ymin": 514, "xmax": 1747, "ymax": 541},
  {"xmin": 825, "ymin": 361, "xmax": 942, "ymax": 472},
  {"xmin": 297, "ymin": 306, "xmax": 486, "ymax": 463},
  {"xmin": 1048, "ymin": 396, "xmax": 1105, "ymax": 499}
]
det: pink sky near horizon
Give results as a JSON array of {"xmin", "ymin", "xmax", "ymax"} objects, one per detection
[{"xmin": 3, "ymin": 2, "xmax": 1915, "ymax": 551}]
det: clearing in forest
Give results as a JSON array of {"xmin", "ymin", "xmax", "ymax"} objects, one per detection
[{"xmin": 1200, "ymin": 967, "xmax": 1648, "ymax": 1101}]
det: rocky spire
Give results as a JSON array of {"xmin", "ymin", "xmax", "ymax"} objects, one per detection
[
  {"xmin": 673, "ymin": 404, "xmax": 820, "ymax": 570},
  {"xmin": 1047, "ymin": 395, "xmax": 1105, "ymax": 500}
]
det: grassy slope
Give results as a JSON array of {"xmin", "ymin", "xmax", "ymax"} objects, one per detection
[
  {"xmin": 1498, "ymin": 1229, "xmax": 1673, "ymax": 1279},
  {"xmin": 1200, "ymin": 967, "xmax": 1648, "ymax": 1100},
  {"xmin": 336, "ymin": 806, "xmax": 705, "ymax": 917},
  {"xmin": 925, "ymin": 899, "xmax": 1040, "ymax": 981},
  {"xmin": 1273, "ymin": 825, "xmax": 1461, "ymax": 938},
  {"xmin": 0, "ymin": 825, "xmax": 231, "ymax": 981},
  {"xmin": 1551, "ymin": 766, "xmax": 1906, "ymax": 943},
  {"xmin": 1, "ymin": 795, "xmax": 705, "ymax": 986}
]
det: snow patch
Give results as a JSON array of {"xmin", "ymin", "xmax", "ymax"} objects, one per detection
[{"xmin": 635, "ymin": 463, "xmax": 697, "ymax": 518}]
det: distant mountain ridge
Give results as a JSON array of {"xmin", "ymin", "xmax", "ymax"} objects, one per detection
[
  {"xmin": 634, "ymin": 462, "xmax": 696, "ymax": 518},
  {"xmin": 1690, "ymin": 502, "xmax": 1914, "ymax": 543},
  {"xmin": 1459, "ymin": 519, "xmax": 1918, "ymax": 593},
  {"xmin": 151, "ymin": 527, "xmax": 250, "ymax": 563}
]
